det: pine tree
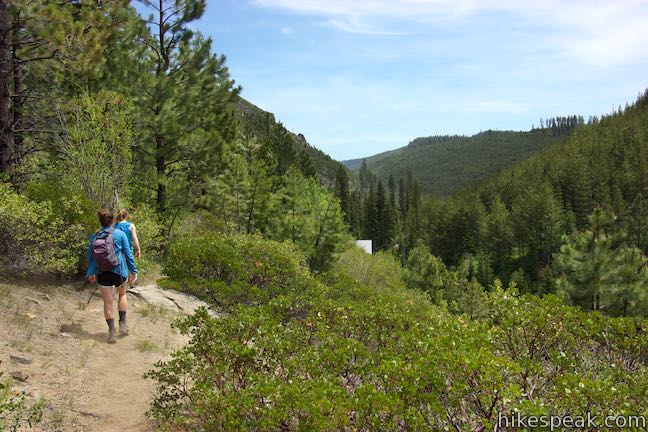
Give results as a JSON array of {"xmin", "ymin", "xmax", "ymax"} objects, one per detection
[
  {"xmin": 607, "ymin": 246, "xmax": 648, "ymax": 316},
  {"xmin": 263, "ymin": 122, "xmax": 297, "ymax": 177},
  {"xmin": 299, "ymin": 150, "xmax": 316, "ymax": 179},
  {"xmin": 334, "ymin": 165, "xmax": 351, "ymax": 226},
  {"xmin": 136, "ymin": 0, "xmax": 239, "ymax": 212},
  {"xmin": 481, "ymin": 196, "xmax": 513, "ymax": 275},
  {"xmin": 387, "ymin": 173, "xmax": 396, "ymax": 205},
  {"xmin": 625, "ymin": 193, "xmax": 648, "ymax": 252},
  {"xmin": 271, "ymin": 168, "xmax": 345, "ymax": 271},
  {"xmin": 242, "ymin": 134, "xmax": 275, "ymax": 234},
  {"xmin": 398, "ymin": 177, "xmax": 407, "ymax": 217},
  {"xmin": 403, "ymin": 242, "xmax": 449, "ymax": 302},
  {"xmin": 359, "ymin": 159, "xmax": 371, "ymax": 199},
  {"xmin": 204, "ymin": 129, "xmax": 274, "ymax": 234},
  {"xmin": 554, "ymin": 208, "xmax": 618, "ymax": 311},
  {"xmin": 362, "ymin": 184, "xmax": 377, "ymax": 243},
  {"xmin": 0, "ymin": 0, "xmax": 125, "ymax": 177},
  {"xmin": 375, "ymin": 181, "xmax": 388, "ymax": 250}
]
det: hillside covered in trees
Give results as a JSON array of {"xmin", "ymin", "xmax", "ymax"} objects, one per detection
[
  {"xmin": 343, "ymin": 117, "xmax": 585, "ymax": 196},
  {"xmin": 0, "ymin": 1, "xmax": 647, "ymax": 431},
  {"xmin": 235, "ymin": 96, "xmax": 348, "ymax": 187},
  {"xmin": 346, "ymin": 91, "xmax": 648, "ymax": 316}
]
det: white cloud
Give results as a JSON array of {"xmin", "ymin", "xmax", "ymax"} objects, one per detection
[
  {"xmin": 252, "ymin": 0, "xmax": 648, "ymax": 67},
  {"xmin": 324, "ymin": 16, "xmax": 411, "ymax": 36},
  {"xmin": 281, "ymin": 26, "xmax": 293, "ymax": 35}
]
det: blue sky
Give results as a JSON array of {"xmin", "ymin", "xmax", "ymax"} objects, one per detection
[{"xmin": 148, "ymin": 0, "xmax": 648, "ymax": 160}]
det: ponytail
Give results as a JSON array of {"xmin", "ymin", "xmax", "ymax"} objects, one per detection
[{"xmin": 117, "ymin": 208, "xmax": 129, "ymax": 222}]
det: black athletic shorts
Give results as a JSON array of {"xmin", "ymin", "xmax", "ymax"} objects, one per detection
[{"xmin": 97, "ymin": 271, "xmax": 126, "ymax": 287}]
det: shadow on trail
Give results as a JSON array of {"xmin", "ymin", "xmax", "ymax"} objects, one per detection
[{"xmin": 59, "ymin": 322, "xmax": 108, "ymax": 343}]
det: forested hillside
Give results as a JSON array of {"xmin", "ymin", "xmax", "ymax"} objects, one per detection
[
  {"xmin": 0, "ymin": 1, "xmax": 646, "ymax": 431},
  {"xmin": 345, "ymin": 91, "xmax": 648, "ymax": 316},
  {"xmin": 235, "ymin": 96, "xmax": 346, "ymax": 187},
  {"xmin": 344, "ymin": 120, "xmax": 582, "ymax": 196}
]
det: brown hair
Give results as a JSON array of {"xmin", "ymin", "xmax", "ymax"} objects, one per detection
[
  {"xmin": 97, "ymin": 209, "xmax": 114, "ymax": 227},
  {"xmin": 117, "ymin": 208, "xmax": 129, "ymax": 222}
]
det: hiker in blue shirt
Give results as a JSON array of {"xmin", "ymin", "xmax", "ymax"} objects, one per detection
[
  {"xmin": 114, "ymin": 208, "xmax": 142, "ymax": 290},
  {"xmin": 115, "ymin": 208, "xmax": 142, "ymax": 259},
  {"xmin": 87, "ymin": 209, "xmax": 138, "ymax": 343}
]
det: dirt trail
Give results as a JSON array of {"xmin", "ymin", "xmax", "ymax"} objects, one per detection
[{"xmin": 0, "ymin": 279, "xmax": 195, "ymax": 432}]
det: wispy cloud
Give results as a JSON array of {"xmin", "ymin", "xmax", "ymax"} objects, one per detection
[
  {"xmin": 252, "ymin": 0, "xmax": 648, "ymax": 67},
  {"xmin": 324, "ymin": 16, "xmax": 411, "ymax": 36},
  {"xmin": 218, "ymin": 1, "xmax": 648, "ymax": 159}
]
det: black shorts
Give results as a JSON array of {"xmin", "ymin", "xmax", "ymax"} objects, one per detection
[{"xmin": 97, "ymin": 271, "xmax": 126, "ymax": 287}]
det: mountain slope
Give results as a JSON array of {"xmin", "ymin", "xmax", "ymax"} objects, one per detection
[
  {"xmin": 343, "ymin": 130, "xmax": 562, "ymax": 196},
  {"xmin": 235, "ymin": 96, "xmax": 345, "ymax": 187},
  {"xmin": 422, "ymin": 89, "xmax": 648, "ymax": 278}
]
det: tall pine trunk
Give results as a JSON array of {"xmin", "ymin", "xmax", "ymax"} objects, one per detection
[
  {"xmin": 11, "ymin": 11, "xmax": 22, "ymax": 169},
  {"xmin": 154, "ymin": 0, "xmax": 168, "ymax": 212},
  {"xmin": 0, "ymin": 0, "xmax": 13, "ymax": 174},
  {"xmin": 156, "ymin": 133, "xmax": 166, "ymax": 212}
]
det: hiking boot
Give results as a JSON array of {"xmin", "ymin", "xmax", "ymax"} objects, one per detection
[
  {"xmin": 119, "ymin": 321, "xmax": 129, "ymax": 336},
  {"xmin": 108, "ymin": 328, "xmax": 117, "ymax": 344}
]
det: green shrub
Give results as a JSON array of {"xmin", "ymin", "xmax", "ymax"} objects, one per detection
[
  {"xmin": 161, "ymin": 232, "xmax": 315, "ymax": 309},
  {"xmin": 0, "ymin": 182, "xmax": 85, "ymax": 276},
  {"xmin": 171, "ymin": 209, "xmax": 228, "ymax": 237},
  {"xmin": 327, "ymin": 246, "xmax": 407, "ymax": 294},
  {"xmin": 128, "ymin": 204, "xmax": 164, "ymax": 261},
  {"xmin": 485, "ymin": 285, "xmax": 648, "ymax": 421},
  {"xmin": 148, "ymin": 275, "xmax": 648, "ymax": 431},
  {"xmin": 56, "ymin": 91, "xmax": 133, "ymax": 209},
  {"xmin": 24, "ymin": 180, "xmax": 96, "ymax": 231}
]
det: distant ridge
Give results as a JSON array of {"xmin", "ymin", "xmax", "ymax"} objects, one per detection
[{"xmin": 343, "ymin": 129, "xmax": 563, "ymax": 196}]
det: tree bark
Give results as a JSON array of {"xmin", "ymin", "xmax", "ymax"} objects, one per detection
[
  {"xmin": 156, "ymin": 133, "xmax": 166, "ymax": 212},
  {"xmin": 154, "ymin": 0, "xmax": 167, "ymax": 212},
  {"xmin": 11, "ymin": 9, "xmax": 22, "ymax": 169},
  {"xmin": 0, "ymin": 0, "xmax": 13, "ymax": 174}
]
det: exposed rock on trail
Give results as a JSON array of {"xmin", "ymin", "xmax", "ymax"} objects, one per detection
[
  {"xmin": 127, "ymin": 284, "xmax": 220, "ymax": 317},
  {"xmin": 0, "ymin": 280, "xmax": 208, "ymax": 432}
]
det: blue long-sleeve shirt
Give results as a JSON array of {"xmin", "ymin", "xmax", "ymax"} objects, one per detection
[{"xmin": 86, "ymin": 225, "xmax": 137, "ymax": 278}]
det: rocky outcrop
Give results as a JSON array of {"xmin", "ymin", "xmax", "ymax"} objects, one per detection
[{"xmin": 127, "ymin": 285, "xmax": 222, "ymax": 318}]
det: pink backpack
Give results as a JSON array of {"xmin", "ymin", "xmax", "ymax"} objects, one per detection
[{"xmin": 92, "ymin": 228, "xmax": 119, "ymax": 271}]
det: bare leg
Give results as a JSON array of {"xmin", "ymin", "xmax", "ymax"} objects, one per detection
[
  {"xmin": 100, "ymin": 286, "xmax": 114, "ymax": 320},
  {"xmin": 117, "ymin": 283, "xmax": 129, "ymax": 335},
  {"xmin": 117, "ymin": 283, "xmax": 127, "ymax": 314},
  {"xmin": 101, "ymin": 286, "xmax": 117, "ymax": 343}
]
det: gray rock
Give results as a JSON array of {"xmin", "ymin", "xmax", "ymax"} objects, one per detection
[
  {"xmin": 11, "ymin": 371, "xmax": 29, "ymax": 382},
  {"xmin": 127, "ymin": 285, "xmax": 221, "ymax": 318},
  {"xmin": 9, "ymin": 354, "xmax": 33, "ymax": 365}
]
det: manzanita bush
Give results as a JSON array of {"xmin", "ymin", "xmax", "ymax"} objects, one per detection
[{"xmin": 149, "ymin": 234, "xmax": 648, "ymax": 431}]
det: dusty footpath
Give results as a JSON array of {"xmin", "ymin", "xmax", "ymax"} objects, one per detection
[{"xmin": 0, "ymin": 279, "xmax": 214, "ymax": 432}]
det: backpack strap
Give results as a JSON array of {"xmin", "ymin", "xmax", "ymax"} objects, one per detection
[{"xmin": 96, "ymin": 227, "xmax": 115, "ymax": 238}]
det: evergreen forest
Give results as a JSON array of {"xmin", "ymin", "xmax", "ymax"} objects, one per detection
[{"xmin": 0, "ymin": 1, "xmax": 646, "ymax": 431}]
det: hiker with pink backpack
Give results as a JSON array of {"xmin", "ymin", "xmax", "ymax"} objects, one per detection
[{"xmin": 86, "ymin": 208, "xmax": 138, "ymax": 343}]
